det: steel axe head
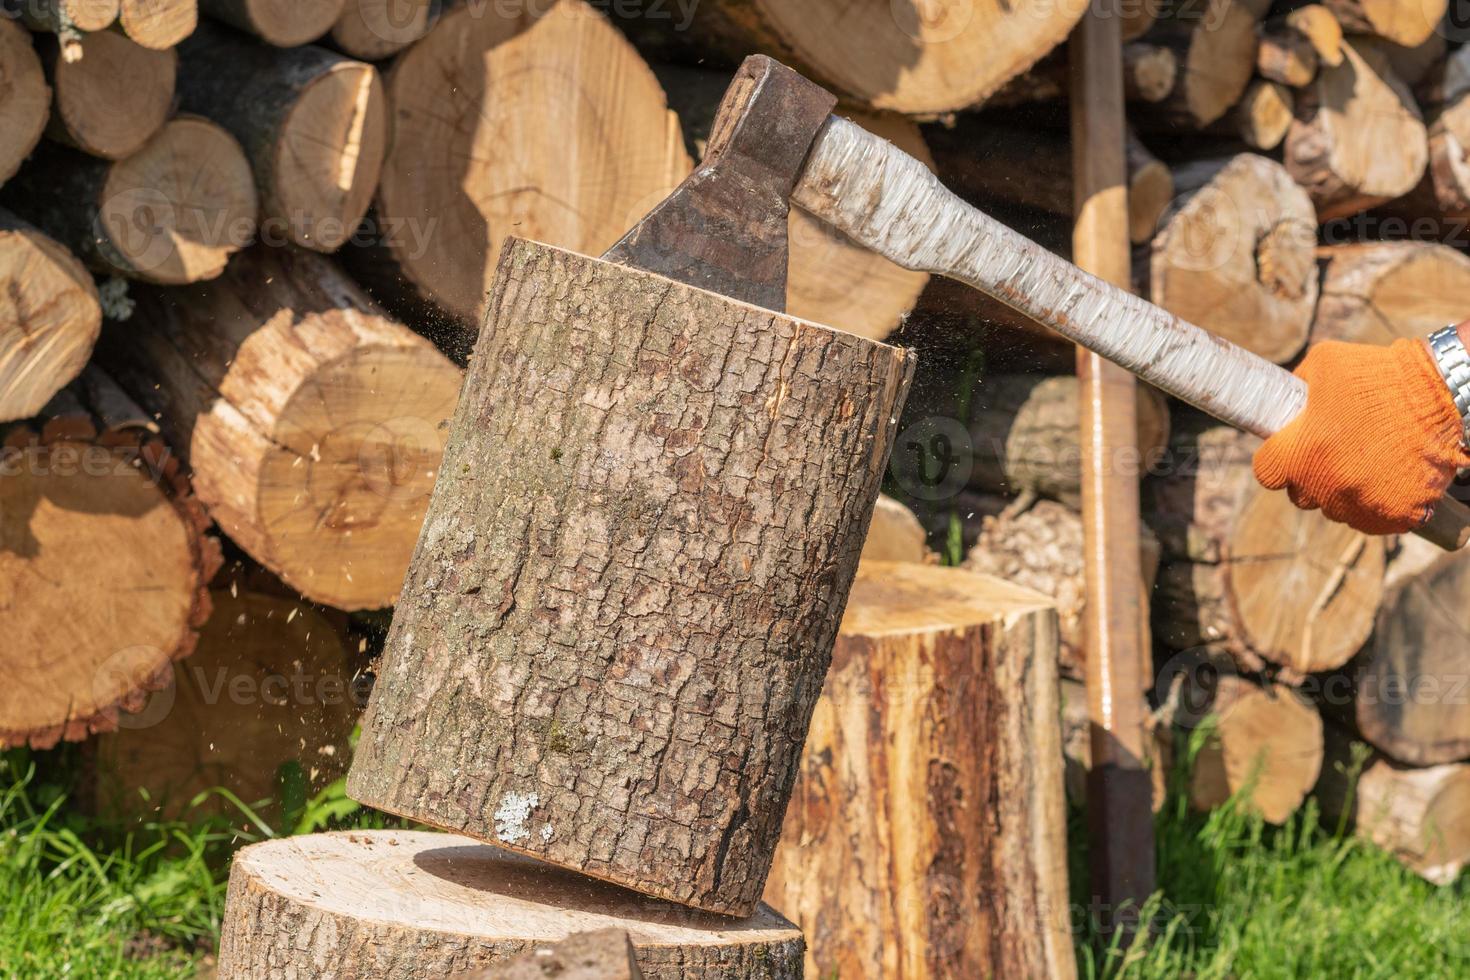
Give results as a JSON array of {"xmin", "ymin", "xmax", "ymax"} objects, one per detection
[{"xmin": 602, "ymin": 55, "xmax": 838, "ymax": 313}]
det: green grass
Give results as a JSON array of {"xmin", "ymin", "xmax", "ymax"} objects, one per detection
[{"xmin": 6, "ymin": 731, "xmax": 1470, "ymax": 977}]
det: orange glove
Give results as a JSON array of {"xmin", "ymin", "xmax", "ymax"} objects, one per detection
[{"xmin": 1253, "ymin": 337, "xmax": 1470, "ymax": 535}]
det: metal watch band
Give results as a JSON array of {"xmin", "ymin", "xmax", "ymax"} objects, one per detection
[{"xmin": 1427, "ymin": 325, "xmax": 1470, "ymax": 443}]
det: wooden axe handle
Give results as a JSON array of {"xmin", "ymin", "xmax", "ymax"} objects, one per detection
[{"xmin": 792, "ymin": 115, "xmax": 1470, "ymax": 551}]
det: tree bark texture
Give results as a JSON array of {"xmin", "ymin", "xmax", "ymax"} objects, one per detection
[
  {"xmin": 217, "ymin": 831, "xmax": 804, "ymax": 978},
  {"xmin": 347, "ymin": 240, "xmax": 915, "ymax": 916},
  {"xmin": 763, "ymin": 561, "xmax": 1074, "ymax": 980}
]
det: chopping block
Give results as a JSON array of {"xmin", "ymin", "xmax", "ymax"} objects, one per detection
[{"xmin": 346, "ymin": 238, "xmax": 915, "ymax": 915}]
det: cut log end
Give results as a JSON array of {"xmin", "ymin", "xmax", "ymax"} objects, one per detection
[
  {"xmin": 217, "ymin": 832, "xmax": 804, "ymax": 979},
  {"xmin": 99, "ymin": 116, "xmax": 257, "ymax": 283},
  {"xmin": 1237, "ymin": 80, "xmax": 1294, "ymax": 151},
  {"xmin": 1288, "ymin": 5, "xmax": 1343, "ymax": 66},
  {"xmin": 1322, "ymin": 0, "xmax": 1445, "ymax": 47},
  {"xmin": 118, "ymin": 0, "xmax": 198, "ymax": 49},
  {"xmin": 330, "ymin": 0, "xmax": 436, "ymax": 60},
  {"xmin": 202, "ymin": 0, "xmax": 345, "ymax": 46},
  {"xmin": 1124, "ymin": 42, "xmax": 1178, "ymax": 103},
  {"xmin": 0, "ymin": 19, "xmax": 50, "ymax": 187},
  {"xmin": 30, "ymin": 0, "xmax": 120, "ymax": 32},
  {"xmin": 0, "ymin": 211, "xmax": 102, "ymax": 423},
  {"xmin": 1312, "ymin": 242, "xmax": 1470, "ymax": 346},
  {"xmin": 46, "ymin": 30, "xmax": 176, "ymax": 160}
]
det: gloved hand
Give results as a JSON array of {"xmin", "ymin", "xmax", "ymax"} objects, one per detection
[{"xmin": 1253, "ymin": 337, "xmax": 1470, "ymax": 535}]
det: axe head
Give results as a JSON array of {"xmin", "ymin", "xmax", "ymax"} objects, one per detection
[{"xmin": 603, "ymin": 55, "xmax": 838, "ymax": 313}]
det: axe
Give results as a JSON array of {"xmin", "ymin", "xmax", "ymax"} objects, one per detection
[{"xmin": 608, "ymin": 55, "xmax": 1470, "ymax": 551}]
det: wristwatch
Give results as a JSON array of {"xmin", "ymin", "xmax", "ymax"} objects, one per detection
[{"xmin": 1427, "ymin": 324, "xmax": 1470, "ymax": 444}]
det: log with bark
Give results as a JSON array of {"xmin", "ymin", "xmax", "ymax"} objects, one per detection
[
  {"xmin": 765, "ymin": 562, "xmax": 1073, "ymax": 980},
  {"xmin": 930, "ymin": 121, "xmax": 1176, "ymax": 246},
  {"xmin": 961, "ymin": 373, "xmax": 1171, "ymax": 508},
  {"xmin": 1320, "ymin": 0, "xmax": 1445, "ymax": 46},
  {"xmin": 1311, "ymin": 242, "xmax": 1470, "ymax": 346},
  {"xmin": 95, "ymin": 588, "xmax": 358, "ymax": 821},
  {"xmin": 1147, "ymin": 154, "xmax": 1319, "ymax": 364},
  {"xmin": 456, "ymin": 930, "xmax": 643, "ymax": 980},
  {"xmin": 0, "ymin": 368, "xmax": 220, "ymax": 748},
  {"xmin": 0, "ymin": 18, "xmax": 49, "ymax": 186},
  {"xmin": 1235, "ymin": 80, "xmax": 1295, "ymax": 150},
  {"xmin": 97, "ymin": 245, "xmax": 463, "ymax": 611},
  {"xmin": 349, "ymin": 0, "xmax": 690, "ymax": 337},
  {"xmin": 1284, "ymin": 40, "xmax": 1427, "ymax": 220},
  {"xmin": 1183, "ymin": 674, "xmax": 1324, "ymax": 824},
  {"xmin": 330, "ymin": 0, "xmax": 437, "ymax": 60},
  {"xmin": 1146, "ymin": 410, "xmax": 1388, "ymax": 678},
  {"xmin": 965, "ymin": 498, "xmax": 1161, "ymax": 682},
  {"xmin": 177, "ymin": 23, "xmax": 387, "ymax": 253},
  {"xmin": 1317, "ymin": 727, "xmax": 1470, "ymax": 885},
  {"xmin": 0, "ymin": 209, "xmax": 102, "ymax": 422},
  {"xmin": 1138, "ymin": 0, "xmax": 1262, "ymax": 128},
  {"xmin": 39, "ymin": 28, "xmax": 176, "ymax": 160},
  {"xmin": 117, "ymin": 0, "xmax": 197, "ymax": 48},
  {"xmin": 1352, "ymin": 539, "xmax": 1470, "ymax": 766},
  {"xmin": 613, "ymin": 0, "xmax": 1088, "ymax": 116},
  {"xmin": 348, "ymin": 240, "xmax": 914, "ymax": 916},
  {"xmin": 199, "ymin": 0, "xmax": 342, "ymax": 46},
  {"xmin": 0, "ymin": 116, "xmax": 257, "ymax": 283},
  {"xmin": 3, "ymin": 0, "xmax": 118, "ymax": 37},
  {"xmin": 1257, "ymin": 19, "xmax": 1322, "ymax": 87},
  {"xmin": 217, "ymin": 831, "xmax": 804, "ymax": 978}
]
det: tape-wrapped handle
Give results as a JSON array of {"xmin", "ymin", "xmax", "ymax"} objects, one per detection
[{"xmin": 793, "ymin": 115, "xmax": 1470, "ymax": 551}]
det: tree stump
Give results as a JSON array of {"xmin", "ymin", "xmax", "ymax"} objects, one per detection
[
  {"xmin": 0, "ymin": 369, "xmax": 220, "ymax": 749},
  {"xmin": 1311, "ymin": 242, "xmax": 1470, "ymax": 346},
  {"xmin": 199, "ymin": 0, "xmax": 343, "ymax": 46},
  {"xmin": 217, "ymin": 831, "xmax": 803, "ymax": 978},
  {"xmin": 763, "ymin": 562, "xmax": 1072, "ymax": 980},
  {"xmin": 1147, "ymin": 155, "xmax": 1319, "ymax": 365},
  {"xmin": 350, "ymin": 0, "xmax": 690, "ymax": 339},
  {"xmin": 348, "ymin": 240, "xmax": 915, "ymax": 916},
  {"xmin": 94, "ymin": 589, "xmax": 358, "ymax": 823},
  {"xmin": 0, "ymin": 209, "xmax": 102, "ymax": 423},
  {"xmin": 1146, "ymin": 410, "xmax": 1387, "ymax": 678},
  {"xmin": 330, "ymin": 0, "xmax": 438, "ymax": 61},
  {"xmin": 97, "ymin": 245, "xmax": 463, "ymax": 611},
  {"xmin": 177, "ymin": 24, "xmax": 388, "ymax": 253},
  {"xmin": 118, "ymin": 0, "xmax": 197, "ymax": 49},
  {"xmin": 456, "ymin": 930, "xmax": 643, "ymax": 980},
  {"xmin": 0, "ymin": 116, "xmax": 257, "ymax": 284},
  {"xmin": 0, "ymin": 18, "xmax": 49, "ymax": 187},
  {"xmin": 39, "ymin": 29, "xmax": 176, "ymax": 160}
]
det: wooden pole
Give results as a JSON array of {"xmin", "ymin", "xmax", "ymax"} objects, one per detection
[{"xmin": 1070, "ymin": 0, "xmax": 1157, "ymax": 933}]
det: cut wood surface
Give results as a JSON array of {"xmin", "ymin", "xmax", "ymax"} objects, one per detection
[
  {"xmin": 860, "ymin": 494, "xmax": 930, "ymax": 564},
  {"xmin": 1257, "ymin": 19, "xmax": 1320, "ymax": 86},
  {"xmin": 1284, "ymin": 40, "xmax": 1427, "ymax": 220},
  {"xmin": 217, "ymin": 831, "xmax": 804, "ymax": 979},
  {"xmin": 1186, "ymin": 675, "xmax": 1324, "ymax": 824},
  {"xmin": 118, "ymin": 0, "xmax": 197, "ymax": 49},
  {"xmin": 0, "ymin": 116, "xmax": 256, "ymax": 283},
  {"xmin": 1146, "ymin": 411, "xmax": 1387, "ymax": 678},
  {"xmin": 964, "ymin": 498, "xmax": 1161, "ymax": 681},
  {"xmin": 1311, "ymin": 242, "xmax": 1470, "ymax": 345},
  {"xmin": 330, "ymin": 0, "xmax": 437, "ymax": 60},
  {"xmin": 456, "ymin": 930, "xmax": 644, "ymax": 980},
  {"xmin": 1352, "ymin": 30, "xmax": 1446, "ymax": 87},
  {"xmin": 962, "ymin": 373, "xmax": 1170, "ymax": 508},
  {"xmin": 40, "ymin": 29, "xmax": 176, "ymax": 160},
  {"xmin": 765, "ymin": 562, "xmax": 1073, "ymax": 980},
  {"xmin": 0, "ymin": 369, "xmax": 219, "ymax": 749},
  {"xmin": 1148, "ymin": 154, "xmax": 1319, "ymax": 364},
  {"xmin": 1321, "ymin": 0, "xmax": 1445, "ymax": 46},
  {"xmin": 0, "ymin": 209, "xmax": 102, "ymax": 423},
  {"xmin": 1140, "ymin": 0, "xmax": 1261, "ymax": 127},
  {"xmin": 199, "ymin": 0, "xmax": 343, "ymax": 46},
  {"xmin": 5, "ymin": 0, "xmax": 118, "ymax": 34},
  {"xmin": 349, "ymin": 241, "xmax": 914, "ymax": 916},
  {"xmin": 1318, "ymin": 729, "xmax": 1470, "ymax": 885},
  {"xmin": 98, "ymin": 246, "xmax": 462, "ymax": 611},
  {"xmin": 655, "ymin": 65, "xmax": 935, "ymax": 340},
  {"xmin": 617, "ymin": 0, "xmax": 1088, "ymax": 116},
  {"xmin": 1408, "ymin": 46, "xmax": 1470, "ymax": 218},
  {"xmin": 1287, "ymin": 5, "xmax": 1344, "ymax": 65},
  {"xmin": 0, "ymin": 18, "xmax": 49, "ymax": 186},
  {"xmin": 931, "ymin": 122, "xmax": 1176, "ymax": 245},
  {"xmin": 95, "ymin": 589, "xmax": 357, "ymax": 822},
  {"xmin": 1354, "ymin": 542, "xmax": 1470, "ymax": 766},
  {"xmin": 178, "ymin": 24, "xmax": 387, "ymax": 252},
  {"xmin": 1235, "ymin": 79, "xmax": 1294, "ymax": 150},
  {"xmin": 353, "ymin": 0, "xmax": 689, "ymax": 334}
]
